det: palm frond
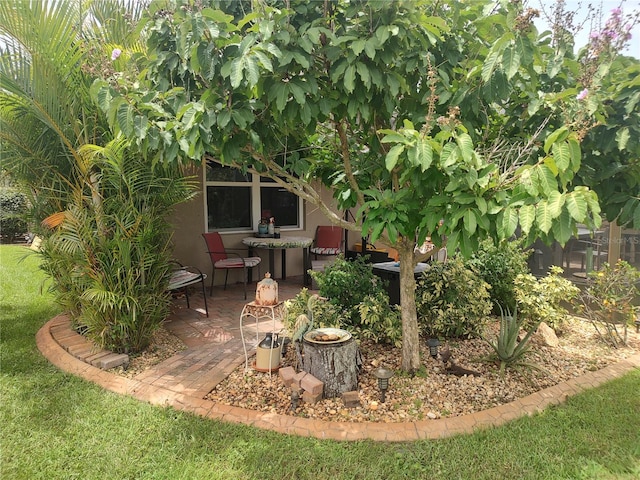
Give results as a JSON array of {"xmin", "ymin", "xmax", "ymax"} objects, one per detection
[{"xmin": 85, "ymin": 0, "xmax": 150, "ymax": 46}]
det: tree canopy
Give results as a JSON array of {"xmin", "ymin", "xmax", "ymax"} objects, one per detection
[
  {"xmin": 578, "ymin": 55, "xmax": 640, "ymax": 227},
  {"xmin": 93, "ymin": 0, "xmax": 638, "ymax": 371}
]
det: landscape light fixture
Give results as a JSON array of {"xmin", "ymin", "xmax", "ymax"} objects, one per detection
[
  {"xmin": 427, "ymin": 338, "xmax": 441, "ymax": 359},
  {"xmin": 290, "ymin": 388, "xmax": 300, "ymax": 412},
  {"xmin": 372, "ymin": 367, "xmax": 394, "ymax": 403}
]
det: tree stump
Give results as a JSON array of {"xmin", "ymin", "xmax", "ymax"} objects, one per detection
[{"xmin": 302, "ymin": 337, "xmax": 359, "ymax": 398}]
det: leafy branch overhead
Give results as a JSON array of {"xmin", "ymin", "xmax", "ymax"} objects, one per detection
[
  {"xmin": 93, "ymin": 1, "xmax": 616, "ymax": 250},
  {"xmin": 90, "ymin": 0, "xmax": 638, "ymax": 372},
  {"xmin": 375, "ymin": 118, "xmax": 600, "ymax": 256}
]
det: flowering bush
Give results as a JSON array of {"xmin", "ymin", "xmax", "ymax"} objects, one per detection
[
  {"xmin": 579, "ymin": 260, "xmax": 640, "ymax": 347},
  {"xmin": 571, "ymin": 6, "xmax": 638, "ymax": 139},
  {"xmin": 576, "ymin": 88, "xmax": 589, "ymax": 100},
  {"xmin": 587, "ymin": 7, "xmax": 635, "ymax": 59},
  {"xmin": 586, "ymin": 260, "xmax": 639, "ymax": 318},
  {"xmin": 514, "ymin": 266, "xmax": 580, "ymax": 332}
]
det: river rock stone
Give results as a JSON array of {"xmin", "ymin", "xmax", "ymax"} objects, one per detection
[{"xmin": 534, "ymin": 321, "xmax": 560, "ymax": 347}]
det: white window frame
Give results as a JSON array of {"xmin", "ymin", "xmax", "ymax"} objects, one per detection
[{"xmin": 203, "ymin": 164, "xmax": 304, "ymax": 234}]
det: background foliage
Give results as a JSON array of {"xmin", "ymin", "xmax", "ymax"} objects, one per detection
[
  {"xmin": 0, "ymin": 188, "xmax": 28, "ymax": 241},
  {"xmin": 467, "ymin": 238, "xmax": 531, "ymax": 312}
]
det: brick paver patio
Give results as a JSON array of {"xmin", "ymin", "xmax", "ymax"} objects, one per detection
[{"xmin": 36, "ymin": 277, "xmax": 640, "ymax": 442}]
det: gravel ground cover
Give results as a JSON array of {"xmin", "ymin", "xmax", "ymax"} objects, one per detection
[
  {"xmin": 110, "ymin": 327, "xmax": 187, "ymax": 378},
  {"xmin": 206, "ymin": 317, "xmax": 639, "ymax": 423},
  {"xmin": 114, "ymin": 317, "xmax": 639, "ymax": 423}
]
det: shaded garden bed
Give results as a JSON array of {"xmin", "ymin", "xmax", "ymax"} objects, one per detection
[{"xmin": 203, "ymin": 317, "xmax": 639, "ymax": 423}]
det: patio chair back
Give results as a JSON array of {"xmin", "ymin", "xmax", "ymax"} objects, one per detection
[
  {"xmin": 311, "ymin": 225, "xmax": 343, "ymax": 259},
  {"xmin": 202, "ymin": 232, "xmax": 261, "ymax": 298},
  {"xmin": 203, "ymin": 231, "xmax": 229, "ymax": 263}
]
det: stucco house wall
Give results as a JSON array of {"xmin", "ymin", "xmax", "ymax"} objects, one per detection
[
  {"xmin": 170, "ymin": 166, "xmax": 350, "ymax": 288},
  {"xmin": 169, "ymin": 166, "xmax": 640, "ymax": 287}
]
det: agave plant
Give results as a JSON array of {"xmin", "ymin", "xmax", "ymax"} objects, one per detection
[{"xmin": 484, "ymin": 306, "xmax": 540, "ymax": 376}]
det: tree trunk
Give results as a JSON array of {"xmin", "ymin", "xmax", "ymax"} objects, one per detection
[
  {"xmin": 302, "ymin": 337, "xmax": 359, "ymax": 398},
  {"xmin": 397, "ymin": 239, "xmax": 421, "ymax": 373}
]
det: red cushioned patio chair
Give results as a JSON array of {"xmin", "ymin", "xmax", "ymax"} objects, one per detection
[
  {"xmin": 310, "ymin": 225, "xmax": 343, "ymax": 260},
  {"xmin": 202, "ymin": 232, "xmax": 261, "ymax": 299}
]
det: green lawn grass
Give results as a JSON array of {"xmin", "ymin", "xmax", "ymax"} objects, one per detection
[{"xmin": 1, "ymin": 244, "xmax": 639, "ymax": 479}]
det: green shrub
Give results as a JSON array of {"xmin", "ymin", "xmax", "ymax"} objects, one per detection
[
  {"xmin": 514, "ymin": 266, "xmax": 580, "ymax": 332},
  {"xmin": 466, "ymin": 238, "xmax": 530, "ymax": 311},
  {"xmin": 310, "ymin": 254, "xmax": 387, "ymax": 325},
  {"xmin": 416, "ymin": 257, "xmax": 492, "ymax": 339},
  {"xmin": 305, "ymin": 256, "xmax": 401, "ymax": 344},
  {"xmin": 357, "ymin": 291, "xmax": 403, "ymax": 347},
  {"xmin": 282, "ymin": 288, "xmax": 341, "ymax": 334},
  {"xmin": 282, "ymin": 288, "xmax": 313, "ymax": 333},
  {"xmin": 0, "ymin": 189, "xmax": 28, "ymax": 241}
]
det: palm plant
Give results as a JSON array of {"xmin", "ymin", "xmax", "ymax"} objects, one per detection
[
  {"xmin": 59, "ymin": 140, "xmax": 195, "ymax": 352},
  {"xmin": 0, "ymin": 0, "xmax": 147, "ymax": 220},
  {"xmin": 1, "ymin": 0, "xmax": 92, "ymax": 220},
  {"xmin": 1, "ymin": 0, "xmax": 110, "ymax": 317},
  {"xmin": 1, "ymin": 0, "xmax": 196, "ymax": 352}
]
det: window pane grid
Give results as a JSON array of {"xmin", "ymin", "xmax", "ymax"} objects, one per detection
[{"xmin": 205, "ymin": 161, "xmax": 302, "ymax": 232}]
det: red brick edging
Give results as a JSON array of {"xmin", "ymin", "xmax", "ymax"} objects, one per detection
[{"xmin": 37, "ymin": 314, "xmax": 640, "ymax": 442}]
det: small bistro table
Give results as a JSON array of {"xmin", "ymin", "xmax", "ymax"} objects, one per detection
[{"xmin": 242, "ymin": 236, "xmax": 313, "ymax": 286}]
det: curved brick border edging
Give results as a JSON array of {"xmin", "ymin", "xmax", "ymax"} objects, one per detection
[{"xmin": 37, "ymin": 314, "xmax": 640, "ymax": 442}]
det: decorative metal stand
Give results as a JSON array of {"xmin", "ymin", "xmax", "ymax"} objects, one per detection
[{"xmin": 239, "ymin": 301, "xmax": 285, "ymax": 373}]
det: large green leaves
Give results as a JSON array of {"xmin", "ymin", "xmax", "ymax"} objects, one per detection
[
  {"xmin": 565, "ymin": 190, "xmax": 589, "ymax": 222},
  {"xmin": 498, "ymin": 207, "xmax": 519, "ymax": 239},
  {"xmin": 456, "ymin": 133, "xmax": 474, "ymax": 164},
  {"xmin": 222, "ymin": 38, "xmax": 279, "ymax": 89},
  {"xmin": 518, "ymin": 204, "xmax": 535, "ymax": 235},
  {"xmin": 385, "ymin": 144, "xmax": 405, "ymax": 171},
  {"xmin": 408, "ymin": 139, "xmax": 434, "ymax": 171},
  {"xmin": 502, "ymin": 45, "xmax": 521, "ymax": 80},
  {"xmin": 535, "ymin": 200, "xmax": 554, "ymax": 234}
]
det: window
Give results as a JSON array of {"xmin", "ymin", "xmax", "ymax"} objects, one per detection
[{"xmin": 205, "ymin": 162, "xmax": 302, "ymax": 232}]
